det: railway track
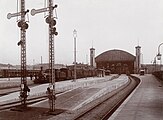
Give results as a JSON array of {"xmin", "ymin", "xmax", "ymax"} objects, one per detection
[
  {"xmin": 0, "ymin": 87, "xmax": 69, "ymax": 111},
  {"xmin": 0, "ymin": 83, "xmax": 37, "ymax": 97},
  {"xmin": 73, "ymin": 76, "xmax": 140, "ymax": 120},
  {"xmin": 0, "ymin": 75, "xmax": 139, "ymax": 120},
  {"xmin": 0, "ymin": 95, "xmax": 47, "ymax": 110}
]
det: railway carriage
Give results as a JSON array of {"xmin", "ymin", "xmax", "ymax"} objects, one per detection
[{"xmin": 0, "ymin": 65, "xmax": 100, "ymax": 84}]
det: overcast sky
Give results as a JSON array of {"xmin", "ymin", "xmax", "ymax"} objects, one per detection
[{"xmin": 0, "ymin": 0, "xmax": 163, "ymax": 65}]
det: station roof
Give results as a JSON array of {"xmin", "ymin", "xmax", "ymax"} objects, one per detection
[{"xmin": 95, "ymin": 49, "xmax": 136, "ymax": 62}]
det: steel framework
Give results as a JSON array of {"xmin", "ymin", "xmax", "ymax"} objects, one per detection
[
  {"xmin": 31, "ymin": 0, "xmax": 57, "ymax": 112},
  {"xmin": 7, "ymin": 0, "xmax": 29, "ymax": 107},
  {"xmin": 48, "ymin": 0, "xmax": 55, "ymax": 111}
]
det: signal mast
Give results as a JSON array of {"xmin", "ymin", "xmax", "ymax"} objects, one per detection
[
  {"xmin": 31, "ymin": 0, "xmax": 58, "ymax": 112},
  {"xmin": 7, "ymin": 0, "xmax": 29, "ymax": 108}
]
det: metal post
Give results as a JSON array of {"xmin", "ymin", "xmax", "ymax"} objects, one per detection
[
  {"xmin": 158, "ymin": 43, "xmax": 163, "ymax": 55},
  {"xmin": 41, "ymin": 56, "xmax": 43, "ymax": 65},
  {"xmin": 48, "ymin": 0, "xmax": 55, "ymax": 112},
  {"xmin": 31, "ymin": 0, "xmax": 58, "ymax": 112},
  {"xmin": 20, "ymin": 0, "xmax": 27, "ymax": 107},
  {"xmin": 73, "ymin": 29, "xmax": 77, "ymax": 81},
  {"xmin": 7, "ymin": 0, "xmax": 29, "ymax": 108},
  {"xmin": 33, "ymin": 59, "xmax": 35, "ymax": 70},
  {"xmin": 157, "ymin": 43, "xmax": 163, "ymax": 71},
  {"xmin": 154, "ymin": 57, "xmax": 156, "ymax": 71},
  {"xmin": 8, "ymin": 64, "xmax": 10, "ymax": 81}
]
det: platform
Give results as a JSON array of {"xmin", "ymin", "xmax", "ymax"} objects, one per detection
[
  {"xmin": 0, "ymin": 75, "xmax": 129, "ymax": 120},
  {"xmin": 0, "ymin": 75, "xmax": 115, "ymax": 103},
  {"xmin": 109, "ymin": 74, "xmax": 163, "ymax": 120},
  {"xmin": 32, "ymin": 75, "xmax": 128, "ymax": 111}
]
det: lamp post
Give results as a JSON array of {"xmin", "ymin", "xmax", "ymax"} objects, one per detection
[
  {"xmin": 157, "ymin": 43, "xmax": 163, "ymax": 71},
  {"xmin": 73, "ymin": 29, "xmax": 77, "ymax": 81},
  {"xmin": 8, "ymin": 64, "xmax": 10, "ymax": 81},
  {"xmin": 153, "ymin": 56, "xmax": 157, "ymax": 72}
]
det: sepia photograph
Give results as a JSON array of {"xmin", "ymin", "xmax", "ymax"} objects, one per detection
[{"xmin": 0, "ymin": 0, "xmax": 163, "ymax": 120}]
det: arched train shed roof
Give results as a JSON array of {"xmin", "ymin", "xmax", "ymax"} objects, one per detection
[{"xmin": 95, "ymin": 49, "xmax": 135, "ymax": 62}]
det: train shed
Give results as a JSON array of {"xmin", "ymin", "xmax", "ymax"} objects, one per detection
[{"xmin": 95, "ymin": 49, "xmax": 136, "ymax": 74}]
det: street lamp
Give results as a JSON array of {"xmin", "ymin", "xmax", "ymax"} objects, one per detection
[
  {"xmin": 73, "ymin": 29, "xmax": 77, "ymax": 81},
  {"xmin": 153, "ymin": 56, "xmax": 157, "ymax": 71},
  {"xmin": 157, "ymin": 53, "xmax": 161, "ymax": 61},
  {"xmin": 157, "ymin": 43, "xmax": 163, "ymax": 70},
  {"xmin": 8, "ymin": 64, "xmax": 10, "ymax": 81}
]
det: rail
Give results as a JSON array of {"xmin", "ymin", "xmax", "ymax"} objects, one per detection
[{"xmin": 72, "ymin": 76, "xmax": 140, "ymax": 120}]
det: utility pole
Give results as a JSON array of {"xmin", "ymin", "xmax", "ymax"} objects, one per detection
[
  {"xmin": 7, "ymin": 0, "xmax": 29, "ymax": 108},
  {"xmin": 73, "ymin": 29, "xmax": 77, "ymax": 82},
  {"xmin": 8, "ymin": 64, "xmax": 10, "ymax": 81},
  {"xmin": 157, "ymin": 43, "xmax": 163, "ymax": 71},
  {"xmin": 31, "ymin": 0, "xmax": 58, "ymax": 112},
  {"xmin": 41, "ymin": 56, "xmax": 43, "ymax": 65}
]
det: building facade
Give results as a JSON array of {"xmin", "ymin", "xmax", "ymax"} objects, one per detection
[
  {"xmin": 95, "ymin": 49, "xmax": 136, "ymax": 74},
  {"xmin": 135, "ymin": 46, "xmax": 141, "ymax": 73},
  {"xmin": 90, "ymin": 47, "xmax": 96, "ymax": 67}
]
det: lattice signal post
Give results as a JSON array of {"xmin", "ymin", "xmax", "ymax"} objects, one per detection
[
  {"xmin": 31, "ymin": 0, "xmax": 58, "ymax": 112},
  {"xmin": 7, "ymin": 0, "xmax": 29, "ymax": 108}
]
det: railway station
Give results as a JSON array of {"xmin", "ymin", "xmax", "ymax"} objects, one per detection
[
  {"xmin": 0, "ymin": 0, "xmax": 163, "ymax": 120},
  {"xmin": 95, "ymin": 49, "xmax": 136, "ymax": 74}
]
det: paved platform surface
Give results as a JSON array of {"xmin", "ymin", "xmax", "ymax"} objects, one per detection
[
  {"xmin": 0, "ymin": 75, "xmax": 129, "ymax": 120},
  {"xmin": 109, "ymin": 74, "xmax": 163, "ymax": 120},
  {"xmin": 0, "ymin": 76, "xmax": 115, "ymax": 103},
  {"xmin": 32, "ymin": 75, "xmax": 128, "ymax": 111}
]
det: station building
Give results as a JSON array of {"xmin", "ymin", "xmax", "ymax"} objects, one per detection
[{"xmin": 90, "ymin": 46, "xmax": 141, "ymax": 74}]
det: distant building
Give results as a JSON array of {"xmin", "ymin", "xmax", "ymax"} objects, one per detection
[
  {"xmin": 0, "ymin": 63, "xmax": 16, "ymax": 70},
  {"xmin": 94, "ymin": 45, "xmax": 143, "ymax": 74},
  {"xmin": 135, "ymin": 46, "xmax": 141, "ymax": 73},
  {"xmin": 32, "ymin": 63, "xmax": 66, "ymax": 70},
  {"xmin": 141, "ymin": 64, "xmax": 163, "ymax": 74},
  {"xmin": 67, "ymin": 63, "xmax": 90, "ymax": 70},
  {"xmin": 95, "ymin": 49, "xmax": 136, "ymax": 74},
  {"xmin": 90, "ymin": 47, "xmax": 96, "ymax": 67},
  {"xmin": 0, "ymin": 63, "xmax": 66, "ymax": 71}
]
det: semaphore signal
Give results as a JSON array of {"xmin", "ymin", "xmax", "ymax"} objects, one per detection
[
  {"xmin": 7, "ymin": 0, "xmax": 30, "ymax": 109},
  {"xmin": 31, "ymin": 0, "xmax": 58, "ymax": 112}
]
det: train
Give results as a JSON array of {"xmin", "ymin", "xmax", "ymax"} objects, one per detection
[
  {"xmin": 0, "ymin": 69, "xmax": 39, "ymax": 78},
  {"xmin": 0, "ymin": 65, "xmax": 105, "ymax": 84},
  {"xmin": 33, "ymin": 67, "xmax": 98, "ymax": 84}
]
